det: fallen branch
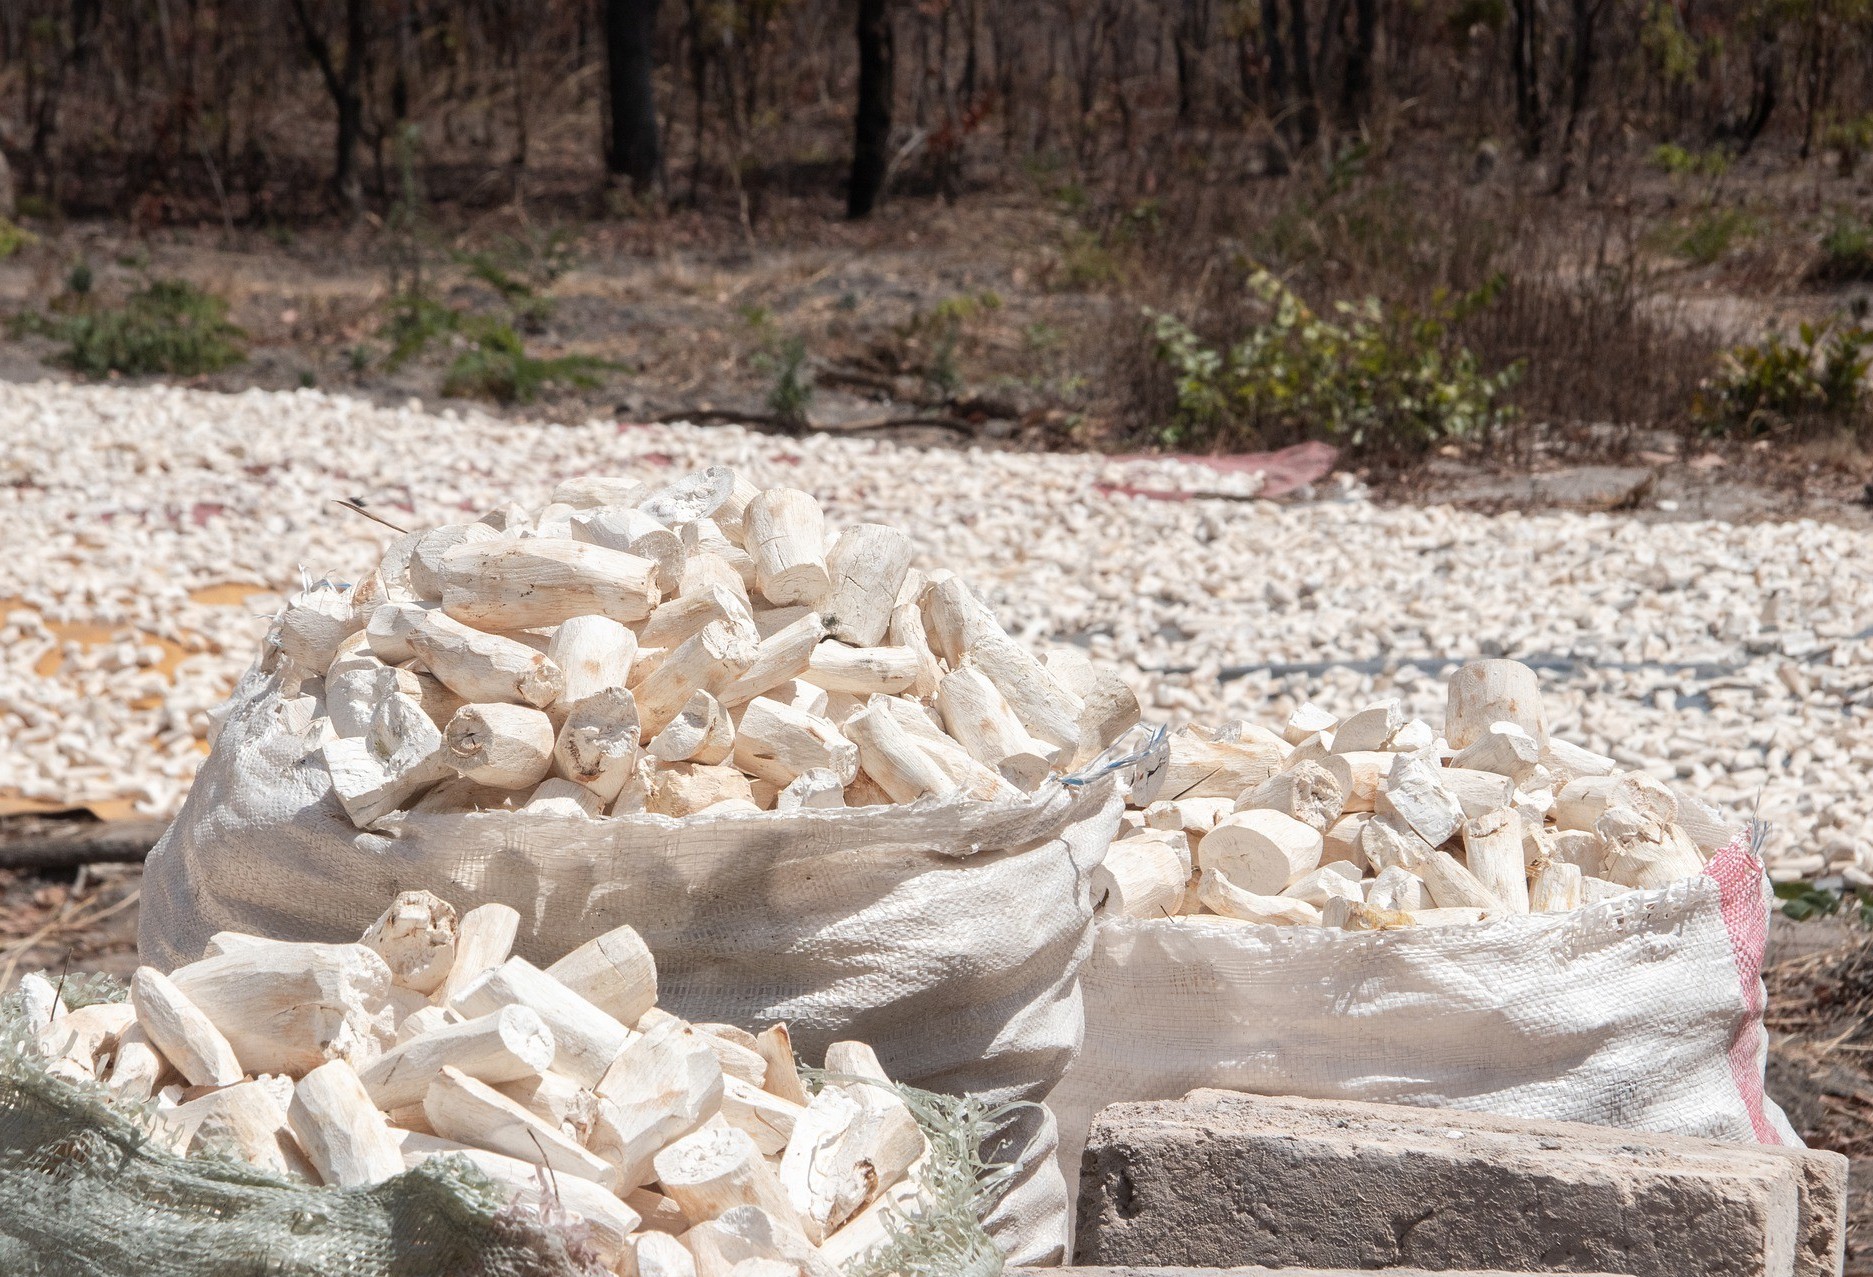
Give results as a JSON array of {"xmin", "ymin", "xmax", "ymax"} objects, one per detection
[
  {"xmin": 0, "ymin": 819, "xmax": 167, "ymax": 871},
  {"xmin": 648, "ymin": 408, "xmax": 974, "ymax": 436}
]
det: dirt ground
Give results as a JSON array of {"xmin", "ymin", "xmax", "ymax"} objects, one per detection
[
  {"xmin": 1766, "ymin": 913, "xmax": 1873, "ymax": 1273},
  {"xmin": 3, "ymin": 822, "xmax": 1869, "ymax": 1269}
]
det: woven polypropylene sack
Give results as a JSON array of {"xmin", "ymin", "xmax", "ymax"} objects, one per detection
[
  {"xmin": 1050, "ymin": 836, "xmax": 1799, "ymax": 1223},
  {"xmin": 0, "ymin": 994, "xmax": 601, "ymax": 1277},
  {"xmin": 138, "ymin": 670, "xmax": 1125, "ymax": 1264},
  {"xmin": 0, "ymin": 984, "xmax": 1011, "ymax": 1277}
]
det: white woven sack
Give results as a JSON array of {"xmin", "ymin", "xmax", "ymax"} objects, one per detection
[
  {"xmin": 1051, "ymin": 836, "xmax": 1799, "ymax": 1222},
  {"xmin": 138, "ymin": 670, "xmax": 1126, "ymax": 1265}
]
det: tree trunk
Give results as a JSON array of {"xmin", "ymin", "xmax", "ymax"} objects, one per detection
[
  {"xmin": 603, "ymin": 0, "xmax": 662, "ymax": 191},
  {"xmin": 289, "ymin": 0, "xmax": 369, "ymax": 212},
  {"xmin": 1262, "ymin": 0, "xmax": 1290, "ymax": 120},
  {"xmin": 338, "ymin": 0, "xmax": 366, "ymax": 210},
  {"xmin": 1552, "ymin": 0, "xmax": 1601, "ymax": 193},
  {"xmin": 1341, "ymin": 0, "xmax": 1375, "ymax": 128},
  {"xmin": 1510, "ymin": 0, "xmax": 1542, "ymax": 156},
  {"xmin": 1259, "ymin": 0, "xmax": 1293, "ymax": 170},
  {"xmin": 1287, "ymin": 0, "xmax": 1318, "ymax": 150},
  {"xmin": 1174, "ymin": 0, "xmax": 1201, "ymax": 122},
  {"xmin": 392, "ymin": 0, "xmax": 412, "ymax": 123},
  {"xmin": 1736, "ymin": 23, "xmax": 1779, "ymax": 154},
  {"xmin": 1798, "ymin": 12, "xmax": 1825, "ymax": 161},
  {"xmin": 848, "ymin": 0, "xmax": 893, "ymax": 218},
  {"xmin": 25, "ymin": 0, "xmax": 100, "ymax": 202}
]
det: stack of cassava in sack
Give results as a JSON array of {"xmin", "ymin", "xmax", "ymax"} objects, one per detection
[
  {"xmin": 34, "ymin": 889, "xmax": 931, "ymax": 1276},
  {"xmin": 1100, "ymin": 658, "xmax": 1732, "ymax": 928},
  {"xmin": 283, "ymin": 467, "xmax": 1137, "ymax": 825},
  {"xmin": 138, "ymin": 468, "xmax": 1139, "ymax": 1264},
  {"xmin": 1053, "ymin": 656, "xmax": 1799, "ymax": 1235}
]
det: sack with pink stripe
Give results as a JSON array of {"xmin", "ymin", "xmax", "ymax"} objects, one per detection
[{"xmin": 1051, "ymin": 833, "xmax": 1798, "ymax": 1209}]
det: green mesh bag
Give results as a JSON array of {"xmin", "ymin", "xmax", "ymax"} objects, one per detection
[{"xmin": 0, "ymin": 979, "xmax": 1005, "ymax": 1277}]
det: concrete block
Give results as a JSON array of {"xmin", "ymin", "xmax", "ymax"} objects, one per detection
[
  {"xmin": 1757, "ymin": 1143, "xmax": 1851, "ymax": 1277},
  {"xmin": 1027, "ymin": 1269, "xmax": 1628, "ymax": 1276},
  {"xmin": 1076, "ymin": 1089, "xmax": 1848, "ymax": 1277}
]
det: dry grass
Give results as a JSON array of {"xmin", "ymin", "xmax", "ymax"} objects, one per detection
[{"xmin": 1765, "ymin": 919, "xmax": 1873, "ymax": 1274}]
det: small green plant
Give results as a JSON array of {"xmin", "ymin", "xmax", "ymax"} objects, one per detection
[
  {"xmin": 1023, "ymin": 320, "xmax": 1062, "ymax": 352},
  {"xmin": 379, "ymin": 292, "xmax": 462, "ymax": 370},
  {"xmin": 908, "ymin": 292, "xmax": 1000, "ymax": 400},
  {"xmin": 1699, "ymin": 319, "xmax": 1871, "ymax": 433},
  {"xmin": 440, "ymin": 319, "xmax": 613, "ymax": 406},
  {"xmin": 1641, "ymin": 0, "xmax": 1701, "ymax": 87},
  {"xmin": 65, "ymin": 260, "xmax": 93, "ymax": 296},
  {"xmin": 455, "ymin": 230, "xmax": 574, "ymax": 334},
  {"xmin": 0, "ymin": 219, "xmax": 37, "ymax": 259},
  {"xmin": 1774, "ymin": 880, "xmax": 1873, "ymax": 926},
  {"xmin": 1055, "ymin": 228, "xmax": 1120, "ymax": 289},
  {"xmin": 1148, "ymin": 268, "xmax": 1520, "ymax": 452},
  {"xmin": 1650, "ymin": 142, "xmax": 1731, "ymax": 179},
  {"xmin": 1672, "ymin": 207, "xmax": 1756, "ymax": 265},
  {"xmin": 14, "ymin": 279, "xmax": 245, "ymax": 377},
  {"xmin": 1823, "ymin": 112, "xmax": 1873, "ymax": 176},
  {"xmin": 1814, "ymin": 214, "xmax": 1873, "ymax": 283},
  {"xmin": 754, "ymin": 336, "xmax": 814, "ymax": 429},
  {"xmin": 13, "ymin": 194, "xmax": 58, "ymax": 222}
]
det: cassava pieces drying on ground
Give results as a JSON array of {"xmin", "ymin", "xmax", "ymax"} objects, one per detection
[
  {"xmin": 28, "ymin": 890, "xmax": 925, "ymax": 1274},
  {"xmin": 272, "ymin": 469, "xmax": 1139, "ymax": 827},
  {"xmin": 1102, "ymin": 658, "xmax": 1733, "ymax": 930}
]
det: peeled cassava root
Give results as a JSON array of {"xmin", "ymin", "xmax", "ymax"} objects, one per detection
[
  {"xmin": 1106, "ymin": 658, "xmax": 1727, "ymax": 931},
  {"xmin": 29, "ymin": 888, "xmax": 926, "ymax": 1275},
  {"xmin": 282, "ymin": 468, "xmax": 1138, "ymax": 828}
]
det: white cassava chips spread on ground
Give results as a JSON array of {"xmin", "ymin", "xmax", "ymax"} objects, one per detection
[{"xmin": 4, "ymin": 383, "xmax": 1871, "ymax": 877}]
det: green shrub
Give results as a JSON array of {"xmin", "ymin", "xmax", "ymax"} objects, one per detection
[
  {"xmin": 379, "ymin": 292, "xmax": 461, "ymax": 369},
  {"xmin": 1641, "ymin": 1, "xmax": 1701, "ymax": 87},
  {"xmin": 1823, "ymin": 112, "xmax": 1873, "ymax": 176},
  {"xmin": 1699, "ymin": 319, "xmax": 1870, "ymax": 433},
  {"xmin": 1814, "ymin": 215, "xmax": 1873, "ymax": 283},
  {"xmin": 905, "ymin": 292, "xmax": 1000, "ymax": 400},
  {"xmin": 1650, "ymin": 142, "xmax": 1730, "ymax": 179},
  {"xmin": 441, "ymin": 319, "xmax": 613, "ymax": 405},
  {"xmin": 754, "ymin": 336, "xmax": 814, "ymax": 429},
  {"xmin": 0, "ymin": 219, "xmax": 36, "ymax": 259},
  {"xmin": 1148, "ymin": 268, "xmax": 1519, "ymax": 452},
  {"xmin": 15, "ymin": 279, "xmax": 245, "ymax": 377},
  {"xmin": 1673, "ymin": 207, "xmax": 1756, "ymax": 265},
  {"xmin": 1054, "ymin": 228, "xmax": 1120, "ymax": 289},
  {"xmin": 1774, "ymin": 879, "xmax": 1873, "ymax": 926},
  {"xmin": 456, "ymin": 232, "xmax": 572, "ymax": 334}
]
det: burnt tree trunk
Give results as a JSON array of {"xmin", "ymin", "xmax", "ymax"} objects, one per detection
[
  {"xmin": 1259, "ymin": 0, "xmax": 1294, "ymax": 169},
  {"xmin": 1552, "ymin": 0, "xmax": 1603, "ymax": 192},
  {"xmin": 1510, "ymin": 0, "xmax": 1542, "ymax": 156},
  {"xmin": 1341, "ymin": 0, "xmax": 1375, "ymax": 127},
  {"xmin": 289, "ymin": 0, "xmax": 369, "ymax": 212},
  {"xmin": 1736, "ymin": 24, "xmax": 1779, "ymax": 154},
  {"xmin": 604, "ymin": 0, "xmax": 663, "ymax": 191},
  {"xmin": 1287, "ymin": 0, "xmax": 1318, "ymax": 150},
  {"xmin": 848, "ymin": 0, "xmax": 893, "ymax": 218}
]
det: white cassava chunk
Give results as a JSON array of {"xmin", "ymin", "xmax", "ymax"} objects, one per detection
[{"xmin": 439, "ymin": 538, "xmax": 659, "ymax": 629}]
